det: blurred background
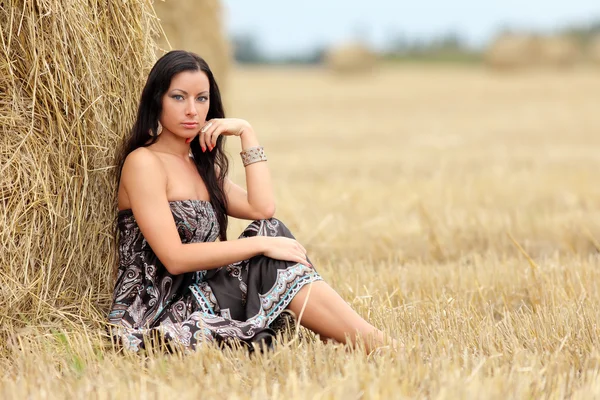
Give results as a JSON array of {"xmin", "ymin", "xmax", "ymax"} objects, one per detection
[
  {"xmin": 222, "ymin": 0, "xmax": 600, "ymax": 69},
  {"xmin": 155, "ymin": 0, "xmax": 600, "ymax": 78},
  {"xmin": 152, "ymin": 0, "xmax": 600, "ymax": 263},
  {"xmin": 155, "ymin": 0, "xmax": 600, "ymax": 260}
]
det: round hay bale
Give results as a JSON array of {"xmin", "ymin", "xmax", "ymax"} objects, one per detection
[
  {"xmin": 484, "ymin": 34, "xmax": 540, "ymax": 70},
  {"xmin": 536, "ymin": 35, "xmax": 581, "ymax": 68},
  {"xmin": 0, "ymin": 2, "xmax": 160, "ymax": 327},
  {"xmin": 153, "ymin": 0, "xmax": 231, "ymax": 88},
  {"xmin": 325, "ymin": 43, "xmax": 378, "ymax": 74},
  {"xmin": 587, "ymin": 34, "xmax": 600, "ymax": 66}
]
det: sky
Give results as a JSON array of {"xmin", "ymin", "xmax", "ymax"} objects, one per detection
[{"xmin": 221, "ymin": 1, "xmax": 600, "ymax": 56}]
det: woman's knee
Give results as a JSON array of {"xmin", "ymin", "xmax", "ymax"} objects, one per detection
[
  {"xmin": 255, "ymin": 218, "xmax": 294, "ymax": 238},
  {"xmin": 241, "ymin": 218, "xmax": 295, "ymax": 239}
]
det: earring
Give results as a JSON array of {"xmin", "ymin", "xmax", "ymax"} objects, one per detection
[{"xmin": 149, "ymin": 121, "xmax": 163, "ymax": 137}]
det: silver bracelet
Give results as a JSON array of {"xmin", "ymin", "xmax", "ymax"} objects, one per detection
[{"xmin": 240, "ymin": 146, "xmax": 267, "ymax": 167}]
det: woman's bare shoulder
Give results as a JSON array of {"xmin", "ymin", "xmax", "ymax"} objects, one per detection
[
  {"xmin": 123, "ymin": 147, "xmax": 161, "ymax": 171},
  {"xmin": 118, "ymin": 148, "xmax": 169, "ymax": 210},
  {"xmin": 121, "ymin": 147, "xmax": 166, "ymax": 184}
]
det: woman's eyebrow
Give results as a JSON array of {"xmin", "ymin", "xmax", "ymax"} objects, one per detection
[{"xmin": 171, "ymin": 89, "xmax": 209, "ymax": 95}]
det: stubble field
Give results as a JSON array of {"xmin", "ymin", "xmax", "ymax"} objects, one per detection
[{"xmin": 3, "ymin": 64, "xmax": 600, "ymax": 399}]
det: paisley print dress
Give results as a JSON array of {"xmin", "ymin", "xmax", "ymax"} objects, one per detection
[{"xmin": 108, "ymin": 199, "xmax": 322, "ymax": 352}]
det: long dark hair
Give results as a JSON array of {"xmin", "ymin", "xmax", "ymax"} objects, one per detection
[{"xmin": 116, "ymin": 50, "xmax": 229, "ymax": 241}]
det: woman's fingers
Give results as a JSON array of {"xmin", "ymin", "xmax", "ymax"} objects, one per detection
[
  {"xmin": 201, "ymin": 120, "xmax": 214, "ymax": 134},
  {"xmin": 198, "ymin": 130, "xmax": 206, "ymax": 151},
  {"xmin": 198, "ymin": 129, "xmax": 207, "ymax": 151},
  {"xmin": 200, "ymin": 120, "xmax": 216, "ymax": 150},
  {"xmin": 291, "ymin": 253, "xmax": 310, "ymax": 266},
  {"xmin": 209, "ymin": 126, "xmax": 224, "ymax": 149},
  {"xmin": 206, "ymin": 130, "xmax": 215, "ymax": 151},
  {"xmin": 292, "ymin": 240, "xmax": 307, "ymax": 255},
  {"xmin": 202, "ymin": 121, "xmax": 226, "ymax": 151},
  {"xmin": 298, "ymin": 243, "xmax": 307, "ymax": 254},
  {"xmin": 199, "ymin": 119, "xmax": 251, "ymax": 151},
  {"xmin": 264, "ymin": 237, "xmax": 311, "ymax": 267},
  {"xmin": 292, "ymin": 248, "xmax": 311, "ymax": 266}
]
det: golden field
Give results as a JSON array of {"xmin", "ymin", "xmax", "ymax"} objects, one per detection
[{"xmin": 3, "ymin": 64, "xmax": 600, "ymax": 399}]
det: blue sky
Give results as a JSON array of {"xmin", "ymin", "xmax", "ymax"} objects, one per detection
[{"xmin": 221, "ymin": 1, "xmax": 600, "ymax": 55}]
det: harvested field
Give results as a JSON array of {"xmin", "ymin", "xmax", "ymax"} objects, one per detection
[{"xmin": 3, "ymin": 63, "xmax": 600, "ymax": 398}]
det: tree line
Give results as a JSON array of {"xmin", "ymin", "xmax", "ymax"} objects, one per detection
[{"xmin": 231, "ymin": 19, "xmax": 600, "ymax": 65}]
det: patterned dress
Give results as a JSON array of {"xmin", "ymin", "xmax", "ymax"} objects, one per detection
[{"xmin": 108, "ymin": 199, "xmax": 322, "ymax": 352}]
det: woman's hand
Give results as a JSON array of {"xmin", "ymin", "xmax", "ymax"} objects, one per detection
[
  {"xmin": 257, "ymin": 236, "xmax": 312, "ymax": 267},
  {"xmin": 199, "ymin": 118, "xmax": 252, "ymax": 151}
]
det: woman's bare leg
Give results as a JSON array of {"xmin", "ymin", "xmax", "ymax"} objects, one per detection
[{"xmin": 287, "ymin": 281, "xmax": 393, "ymax": 353}]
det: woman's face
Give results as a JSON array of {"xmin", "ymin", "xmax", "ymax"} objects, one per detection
[{"xmin": 159, "ymin": 70, "xmax": 210, "ymax": 140}]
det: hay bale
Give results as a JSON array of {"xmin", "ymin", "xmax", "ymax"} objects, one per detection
[
  {"xmin": 484, "ymin": 34, "xmax": 540, "ymax": 70},
  {"xmin": 154, "ymin": 0, "xmax": 230, "ymax": 86},
  {"xmin": 0, "ymin": 1, "xmax": 160, "ymax": 328},
  {"xmin": 587, "ymin": 34, "xmax": 600, "ymax": 66},
  {"xmin": 536, "ymin": 35, "xmax": 581, "ymax": 68},
  {"xmin": 325, "ymin": 43, "xmax": 378, "ymax": 74}
]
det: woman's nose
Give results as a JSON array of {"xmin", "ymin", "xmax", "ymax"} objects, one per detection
[{"xmin": 185, "ymin": 100, "xmax": 197, "ymax": 116}]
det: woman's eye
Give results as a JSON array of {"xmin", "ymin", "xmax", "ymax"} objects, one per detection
[
  {"xmin": 172, "ymin": 95, "xmax": 184, "ymax": 100},
  {"xmin": 197, "ymin": 96, "xmax": 208, "ymax": 102}
]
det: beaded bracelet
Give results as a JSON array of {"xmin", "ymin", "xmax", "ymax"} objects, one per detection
[{"xmin": 240, "ymin": 146, "xmax": 267, "ymax": 167}]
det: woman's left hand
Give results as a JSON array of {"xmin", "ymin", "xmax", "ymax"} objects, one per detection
[{"xmin": 199, "ymin": 118, "xmax": 252, "ymax": 151}]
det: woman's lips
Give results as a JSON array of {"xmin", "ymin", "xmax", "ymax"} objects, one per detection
[{"xmin": 182, "ymin": 122, "xmax": 199, "ymax": 129}]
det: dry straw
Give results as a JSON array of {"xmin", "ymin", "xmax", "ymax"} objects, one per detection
[
  {"xmin": 536, "ymin": 35, "xmax": 581, "ymax": 68},
  {"xmin": 588, "ymin": 34, "xmax": 600, "ymax": 66},
  {"xmin": 324, "ymin": 42, "xmax": 378, "ymax": 74},
  {"xmin": 154, "ymin": 0, "xmax": 230, "ymax": 86},
  {"xmin": 0, "ymin": 0, "xmax": 161, "ymax": 340},
  {"xmin": 485, "ymin": 34, "xmax": 541, "ymax": 70},
  {"xmin": 485, "ymin": 33, "xmax": 582, "ymax": 70}
]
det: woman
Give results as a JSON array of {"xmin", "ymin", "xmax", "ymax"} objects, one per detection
[{"xmin": 108, "ymin": 50, "xmax": 391, "ymax": 353}]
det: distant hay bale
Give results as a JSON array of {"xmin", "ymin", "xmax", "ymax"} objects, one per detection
[
  {"xmin": 485, "ymin": 34, "xmax": 540, "ymax": 70},
  {"xmin": 536, "ymin": 36, "xmax": 581, "ymax": 68},
  {"xmin": 486, "ymin": 34, "xmax": 582, "ymax": 71},
  {"xmin": 325, "ymin": 43, "xmax": 378, "ymax": 74},
  {"xmin": 0, "ymin": 1, "xmax": 160, "ymax": 328},
  {"xmin": 154, "ymin": 0, "xmax": 230, "ymax": 86},
  {"xmin": 587, "ymin": 34, "xmax": 600, "ymax": 66}
]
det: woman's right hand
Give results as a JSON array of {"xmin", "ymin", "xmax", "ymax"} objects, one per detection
[{"xmin": 257, "ymin": 236, "xmax": 312, "ymax": 267}]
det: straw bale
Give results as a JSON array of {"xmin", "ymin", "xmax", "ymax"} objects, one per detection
[
  {"xmin": 536, "ymin": 35, "xmax": 581, "ymax": 68},
  {"xmin": 587, "ymin": 34, "xmax": 600, "ymax": 66},
  {"xmin": 0, "ymin": 1, "xmax": 160, "ymax": 329},
  {"xmin": 325, "ymin": 43, "xmax": 378, "ymax": 74},
  {"xmin": 154, "ymin": 0, "xmax": 231, "ymax": 86},
  {"xmin": 484, "ymin": 34, "xmax": 540, "ymax": 70}
]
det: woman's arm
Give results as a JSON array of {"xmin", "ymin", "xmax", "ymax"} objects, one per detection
[
  {"xmin": 202, "ymin": 119, "xmax": 276, "ymax": 220},
  {"xmin": 238, "ymin": 125, "xmax": 276, "ymax": 217},
  {"xmin": 121, "ymin": 148, "xmax": 306, "ymax": 275}
]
